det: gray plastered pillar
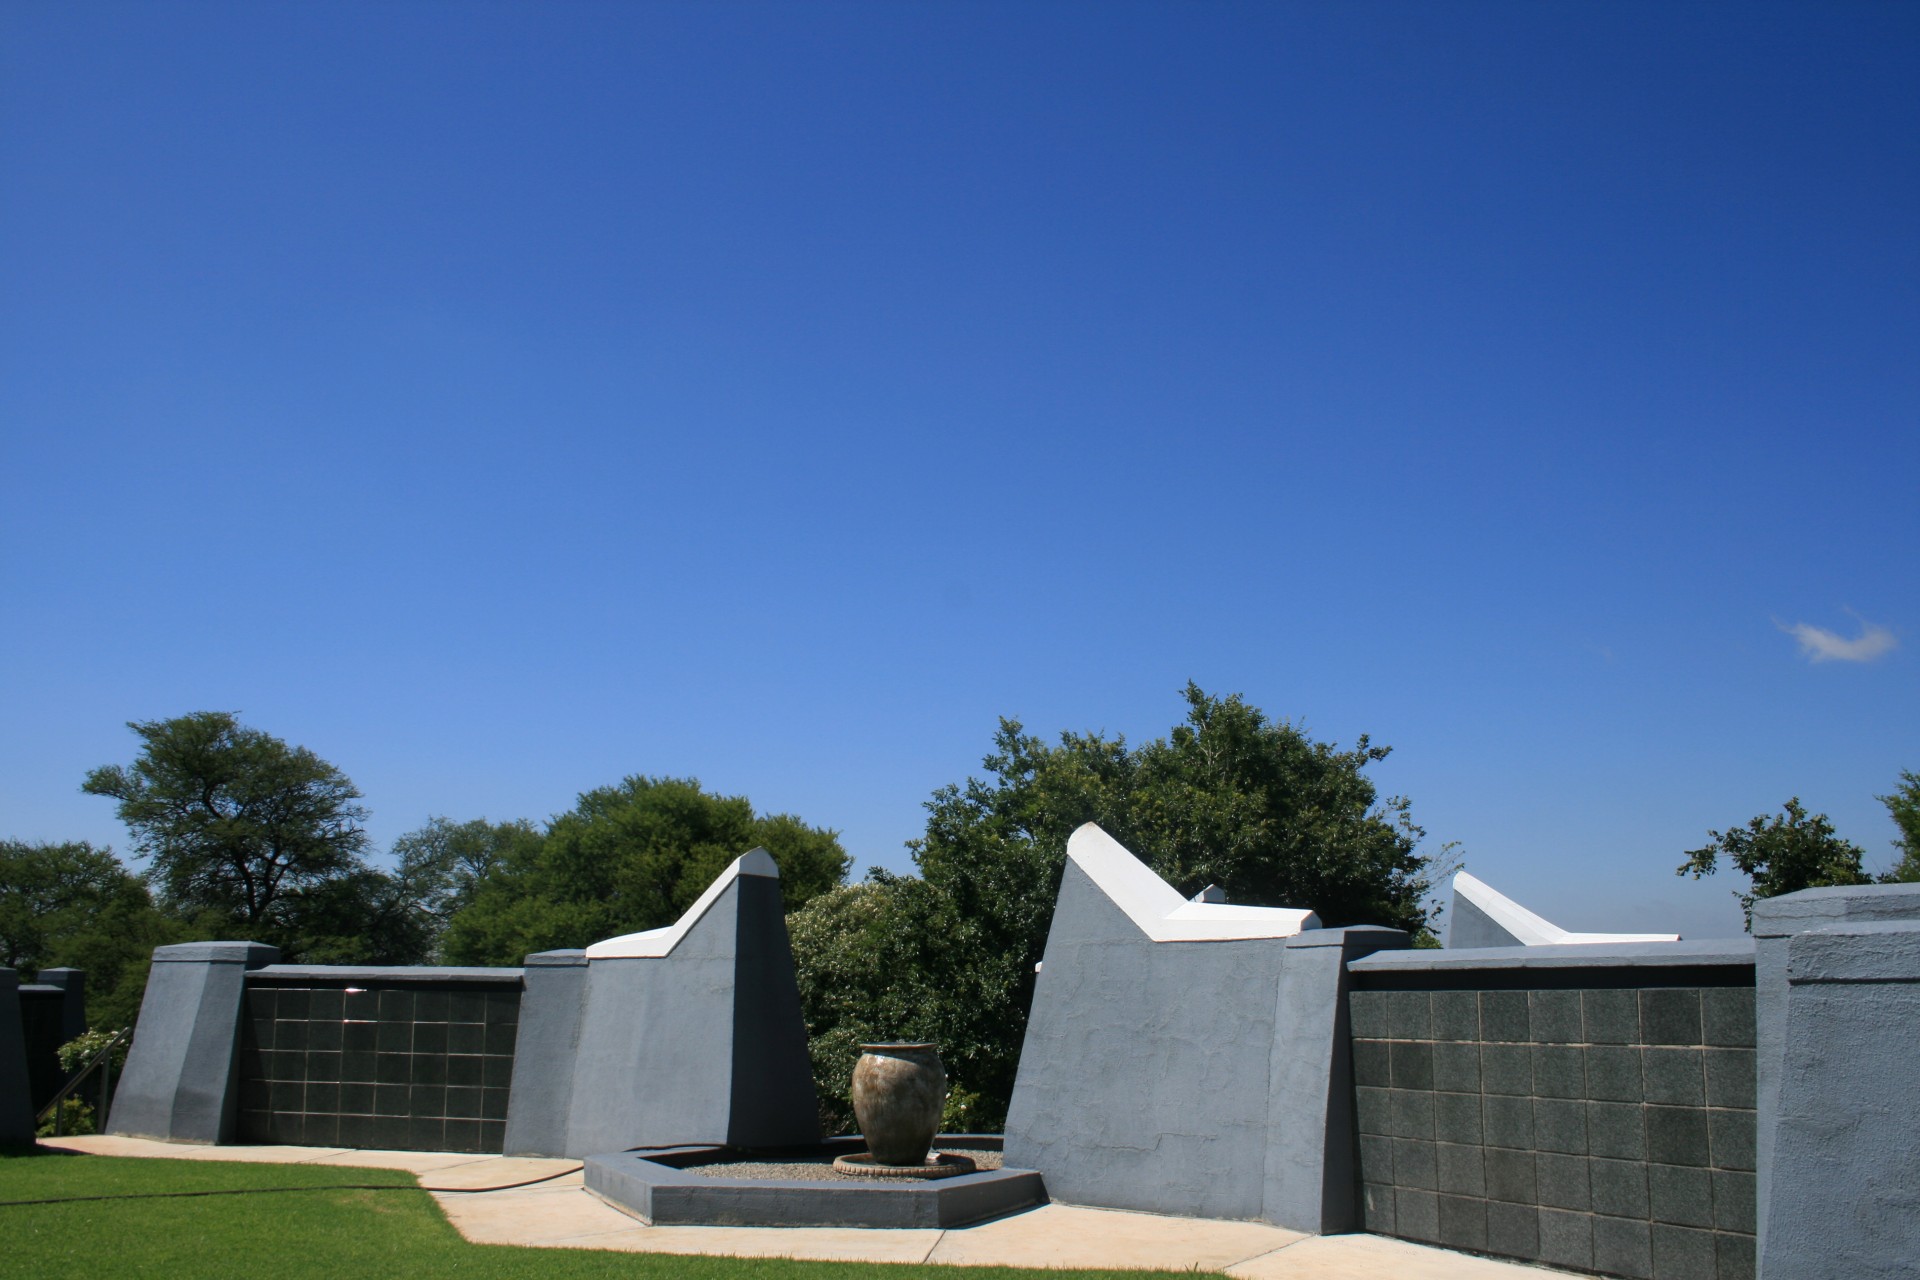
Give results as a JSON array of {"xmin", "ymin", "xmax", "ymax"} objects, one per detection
[
  {"xmin": 36, "ymin": 969, "xmax": 88, "ymax": 1044},
  {"xmin": 1261, "ymin": 925, "xmax": 1410, "ymax": 1232},
  {"xmin": 0, "ymin": 970, "xmax": 32, "ymax": 1145},
  {"xmin": 1750, "ymin": 883, "xmax": 1920, "ymax": 1272},
  {"xmin": 502, "ymin": 949, "xmax": 588, "ymax": 1157},
  {"xmin": 108, "ymin": 941, "xmax": 278, "ymax": 1144},
  {"xmin": 1761, "ymin": 917, "xmax": 1920, "ymax": 1279}
]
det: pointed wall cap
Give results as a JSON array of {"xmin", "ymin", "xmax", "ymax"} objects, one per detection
[
  {"xmin": 1067, "ymin": 823, "xmax": 1319, "ymax": 941},
  {"xmin": 584, "ymin": 848, "xmax": 780, "ymax": 959},
  {"xmin": 1453, "ymin": 870, "xmax": 1679, "ymax": 945}
]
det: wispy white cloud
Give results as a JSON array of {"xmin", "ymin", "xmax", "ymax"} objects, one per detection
[{"xmin": 1778, "ymin": 613, "xmax": 1898, "ymax": 664}]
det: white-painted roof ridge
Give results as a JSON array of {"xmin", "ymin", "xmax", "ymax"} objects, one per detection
[
  {"xmin": 583, "ymin": 847, "xmax": 779, "ymax": 959},
  {"xmin": 1067, "ymin": 822, "xmax": 1319, "ymax": 941},
  {"xmin": 1453, "ymin": 870, "xmax": 1679, "ymax": 945}
]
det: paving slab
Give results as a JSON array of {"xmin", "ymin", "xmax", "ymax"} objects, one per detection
[
  {"xmin": 926, "ymin": 1203, "xmax": 1303, "ymax": 1271},
  {"xmin": 417, "ymin": 1156, "xmax": 580, "ymax": 1190},
  {"xmin": 433, "ymin": 1183, "xmax": 633, "ymax": 1246},
  {"xmin": 306, "ymin": 1149, "xmax": 504, "ymax": 1174},
  {"xmin": 1226, "ymin": 1233, "xmax": 1580, "ymax": 1279},
  {"xmin": 555, "ymin": 1219, "xmax": 946, "ymax": 1264}
]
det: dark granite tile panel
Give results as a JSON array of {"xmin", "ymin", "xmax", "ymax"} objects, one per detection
[
  {"xmin": 1485, "ymin": 1147, "xmax": 1537, "ymax": 1204},
  {"xmin": 375, "ymin": 1020, "xmax": 411, "ymax": 1053},
  {"xmin": 337, "ymin": 1113, "xmax": 381, "ymax": 1148},
  {"xmin": 308, "ymin": 989, "xmax": 344, "ymax": 1020},
  {"xmin": 344, "ymin": 989, "xmax": 378, "ymax": 1021},
  {"xmin": 448, "ymin": 1023, "xmax": 485, "ymax": 1055},
  {"xmin": 1359, "ymin": 1134, "xmax": 1393, "ymax": 1185},
  {"xmin": 1701, "ymin": 988, "xmax": 1755, "ymax": 1048},
  {"xmin": 411, "ymin": 1054, "xmax": 448, "ymax": 1087},
  {"xmin": 374, "ymin": 1083, "xmax": 410, "ymax": 1116},
  {"xmin": 1535, "ymin": 1097, "xmax": 1588, "ymax": 1154},
  {"xmin": 1391, "ymin": 1040, "xmax": 1434, "ymax": 1091},
  {"xmin": 240, "ymin": 1080, "xmax": 270, "ymax": 1112},
  {"xmin": 413, "ymin": 1023, "xmax": 449, "ymax": 1056},
  {"xmin": 1537, "ymin": 1152, "xmax": 1591, "ymax": 1211},
  {"xmin": 1350, "ymin": 991, "xmax": 1390, "ymax": 1040},
  {"xmin": 275, "ymin": 1021, "xmax": 310, "ymax": 1053},
  {"xmin": 307, "ymin": 1052, "xmax": 341, "ymax": 1084},
  {"xmin": 1362, "ymin": 1184, "xmax": 1395, "ymax": 1234},
  {"xmin": 1482, "ymin": 991, "xmax": 1530, "ymax": 1042},
  {"xmin": 1589, "ymin": 1046, "xmax": 1646, "ymax": 1102},
  {"xmin": 248, "ymin": 1017, "xmax": 275, "ymax": 1051},
  {"xmin": 1432, "ymin": 990, "xmax": 1479, "ymax": 1042},
  {"xmin": 414, "ymin": 990, "xmax": 449, "ymax": 1022},
  {"xmin": 1392, "ymin": 1089, "xmax": 1435, "ymax": 1141},
  {"xmin": 1436, "ymin": 1142, "xmax": 1485, "ymax": 1197},
  {"xmin": 341, "ymin": 1050, "xmax": 375, "ymax": 1084},
  {"xmin": 1530, "ymin": 990, "xmax": 1584, "ymax": 1044},
  {"xmin": 1704, "ymin": 1049, "xmax": 1755, "ymax": 1110},
  {"xmin": 309, "ymin": 1020, "xmax": 343, "ymax": 1052},
  {"xmin": 1486, "ymin": 1200, "xmax": 1539, "ymax": 1261},
  {"xmin": 1353, "ymin": 1039, "xmax": 1390, "ymax": 1088},
  {"xmin": 1644, "ymin": 1048, "xmax": 1706, "ymax": 1106},
  {"xmin": 1648, "ymin": 1163, "xmax": 1714, "ymax": 1228},
  {"xmin": 1641, "ymin": 989, "xmax": 1703, "ymax": 1047},
  {"xmin": 448, "ymin": 991, "xmax": 486, "ymax": 1023},
  {"xmin": 305, "ymin": 1082, "xmax": 340, "ymax": 1114},
  {"xmin": 1592, "ymin": 1157, "xmax": 1650, "ymax": 1219},
  {"xmin": 1589, "ymin": 1101, "xmax": 1648, "ymax": 1160},
  {"xmin": 1392, "ymin": 1138, "xmax": 1437, "ymax": 1190},
  {"xmin": 1715, "ymin": 1230, "xmax": 1756, "ymax": 1280},
  {"xmin": 1482, "ymin": 1043, "xmax": 1532, "ymax": 1096},
  {"xmin": 1594, "ymin": 1214, "xmax": 1655, "ymax": 1280},
  {"xmin": 301, "ymin": 1112, "xmax": 340, "ymax": 1146},
  {"xmin": 1435, "ymin": 1091, "xmax": 1483, "ymax": 1146},
  {"xmin": 483, "ymin": 992, "xmax": 519, "ymax": 1026},
  {"xmin": 1711, "ymin": 1169, "xmax": 1755, "ymax": 1235},
  {"xmin": 445, "ymin": 1118, "xmax": 485, "ymax": 1153},
  {"xmin": 1533, "ymin": 1045, "xmax": 1586, "ymax": 1099},
  {"xmin": 445, "ymin": 1086, "xmax": 483, "ymax": 1119},
  {"xmin": 338, "ymin": 1082, "xmax": 373, "ymax": 1115},
  {"xmin": 269, "ymin": 1080, "xmax": 303, "ymax": 1113},
  {"xmin": 248, "ymin": 988, "xmax": 278, "ymax": 1019},
  {"xmin": 1539, "ymin": 1208, "xmax": 1595, "ymax": 1273},
  {"xmin": 1396, "ymin": 1188, "xmax": 1440, "ymax": 1243},
  {"xmin": 1438, "ymin": 1194, "xmax": 1488, "ymax": 1252},
  {"xmin": 343, "ymin": 1022, "xmax": 377, "ymax": 1053},
  {"xmin": 485, "ymin": 1023, "xmax": 519, "ymax": 1056},
  {"xmin": 1585, "ymin": 989, "xmax": 1640, "ymax": 1045},
  {"xmin": 375, "ymin": 1053, "xmax": 409, "ymax": 1085},
  {"xmin": 1356, "ymin": 1087, "xmax": 1392, "ymax": 1136},
  {"xmin": 1647, "ymin": 1106, "xmax": 1710, "ymax": 1167},
  {"xmin": 409, "ymin": 1115, "xmax": 446, "ymax": 1151},
  {"xmin": 410, "ymin": 1083, "xmax": 447, "ymax": 1118},
  {"xmin": 481, "ymin": 1054, "xmax": 514, "ymax": 1089},
  {"xmin": 276, "ymin": 990, "xmax": 309, "ymax": 1019},
  {"xmin": 1432, "ymin": 1041, "xmax": 1480, "ymax": 1093},
  {"xmin": 480, "ymin": 1087, "xmax": 510, "ymax": 1122},
  {"xmin": 1708, "ymin": 1108, "xmax": 1755, "ymax": 1172},
  {"xmin": 377, "ymin": 989, "xmax": 414, "ymax": 1021},
  {"xmin": 1650, "ymin": 1223, "xmax": 1716, "ymax": 1280},
  {"xmin": 1484, "ymin": 1094, "xmax": 1534, "ymax": 1150},
  {"xmin": 1389, "ymin": 991, "xmax": 1433, "ymax": 1041}
]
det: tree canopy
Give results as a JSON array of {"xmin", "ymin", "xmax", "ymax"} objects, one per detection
[
  {"xmin": 81, "ymin": 712, "xmax": 399, "ymax": 960},
  {"xmin": 790, "ymin": 683, "xmax": 1451, "ymax": 1130},
  {"xmin": 443, "ymin": 775, "xmax": 848, "ymax": 965},
  {"xmin": 1879, "ymin": 771, "xmax": 1920, "ymax": 884},
  {"xmin": 1676, "ymin": 797, "xmax": 1873, "ymax": 927}
]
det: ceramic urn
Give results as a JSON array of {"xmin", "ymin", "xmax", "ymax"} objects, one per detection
[{"xmin": 850, "ymin": 1042, "xmax": 946, "ymax": 1166}]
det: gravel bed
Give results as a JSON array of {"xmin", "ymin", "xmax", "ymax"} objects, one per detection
[{"xmin": 690, "ymin": 1149, "xmax": 1003, "ymax": 1181}]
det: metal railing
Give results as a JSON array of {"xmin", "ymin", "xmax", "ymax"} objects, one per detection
[{"xmin": 35, "ymin": 1027, "xmax": 133, "ymax": 1137}]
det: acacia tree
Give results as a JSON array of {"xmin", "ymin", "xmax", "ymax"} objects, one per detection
[
  {"xmin": 1677, "ymin": 797, "xmax": 1872, "ymax": 928},
  {"xmin": 82, "ymin": 712, "xmax": 380, "ymax": 954}
]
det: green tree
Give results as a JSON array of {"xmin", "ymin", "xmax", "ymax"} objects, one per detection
[
  {"xmin": 1879, "ymin": 771, "xmax": 1920, "ymax": 884},
  {"xmin": 443, "ymin": 776, "xmax": 848, "ymax": 965},
  {"xmin": 1677, "ymin": 797, "xmax": 1872, "ymax": 927},
  {"xmin": 390, "ymin": 816, "xmax": 544, "ymax": 959},
  {"xmin": 81, "ymin": 712, "xmax": 381, "ymax": 959},
  {"xmin": 0, "ymin": 840, "xmax": 189, "ymax": 1028},
  {"xmin": 792, "ymin": 683, "xmax": 1449, "ymax": 1130}
]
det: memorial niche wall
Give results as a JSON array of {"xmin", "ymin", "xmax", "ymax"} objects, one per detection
[
  {"xmin": 1349, "ymin": 972, "xmax": 1756, "ymax": 1280},
  {"xmin": 237, "ymin": 975, "xmax": 520, "ymax": 1154}
]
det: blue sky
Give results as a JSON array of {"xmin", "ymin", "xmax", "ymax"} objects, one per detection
[{"xmin": 3, "ymin": 2, "xmax": 1915, "ymax": 941}]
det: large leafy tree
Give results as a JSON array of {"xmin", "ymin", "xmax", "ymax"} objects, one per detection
[
  {"xmin": 1879, "ymin": 771, "xmax": 1920, "ymax": 884},
  {"xmin": 390, "ymin": 816, "xmax": 545, "ymax": 960},
  {"xmin": 0, "ymin": 840, "xmax": 190, "ymax": 1028},
  {"xmin": 443, "ymin": 776, "xmax": 848, "ymax": 965},
  {"xmin": 1677, "ymin": 797, "xmax": 1873, "ymax": 927},
  {"xmin": 81, "ymin": 712, "xmax": 387, "ymax": 959},
  {"xmin": 792, "ymin": 683, "xmax": 1449, "ymax": 1130}
]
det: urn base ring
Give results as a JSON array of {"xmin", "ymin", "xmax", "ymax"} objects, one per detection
[{"xmin": 830, "ymin": 1152, "xmax": 977, "ymax": 1180}]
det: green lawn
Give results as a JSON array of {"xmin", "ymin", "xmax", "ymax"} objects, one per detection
[{"xmin": 0, "ymin": 1147, "xmax": 1180, "ymax": 1280}]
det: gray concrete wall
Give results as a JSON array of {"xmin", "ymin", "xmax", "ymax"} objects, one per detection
[
  {"xmin": 0, "ymin": 970, "xmax": 32, "ymax": 1145},
  {"xmin": 1749, "ymin": 882, "xmax": 1920, "ymax": 1273},
  {"xmin": 559, "ymin": 874, "xmax": 819, "ymax": 1157},
  {"xmin": 1262, "ymin": 926, "xmax": 1411, "ymax": 1232},
  {"xmin": 1006, "ymin": 861, "xmax": 1302, "ymax": 1220},
  {"xmin": 503, "ymin": 950, "xmax": 587, "ymax": 1157},
  {"xmin": 1757, "ymin": 902, "xmax": 1920, "ymax": 1280},
  {"xmin": 109, "ymin": 942, "xmax": 278, "ymax": 1143}
]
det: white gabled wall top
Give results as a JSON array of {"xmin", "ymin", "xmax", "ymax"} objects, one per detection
[
  {"xmin": 1067, "ymin": 823, "xmax": 1319, "ymax": 942},
  {"xmin": 1453, "ymin": 870, "xmax": 1680, "ymax": 945},
  {"xmin": 583, "ymin": 848, "xmax": 779, "ymax": 959}
]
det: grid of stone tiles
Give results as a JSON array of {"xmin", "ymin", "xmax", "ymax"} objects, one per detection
[
  {"xmin": 1350, "ymin": 983, "xmax": 1755, "ymax": 1280},
  {"xmin": 237, "ymin": 982, "xmax": 520, "ymax": 1154}
]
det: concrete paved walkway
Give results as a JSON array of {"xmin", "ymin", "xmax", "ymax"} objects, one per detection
[{"xmin": 42, "ymin": 1136, "xmax": 1572, "ymax": 1277}]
